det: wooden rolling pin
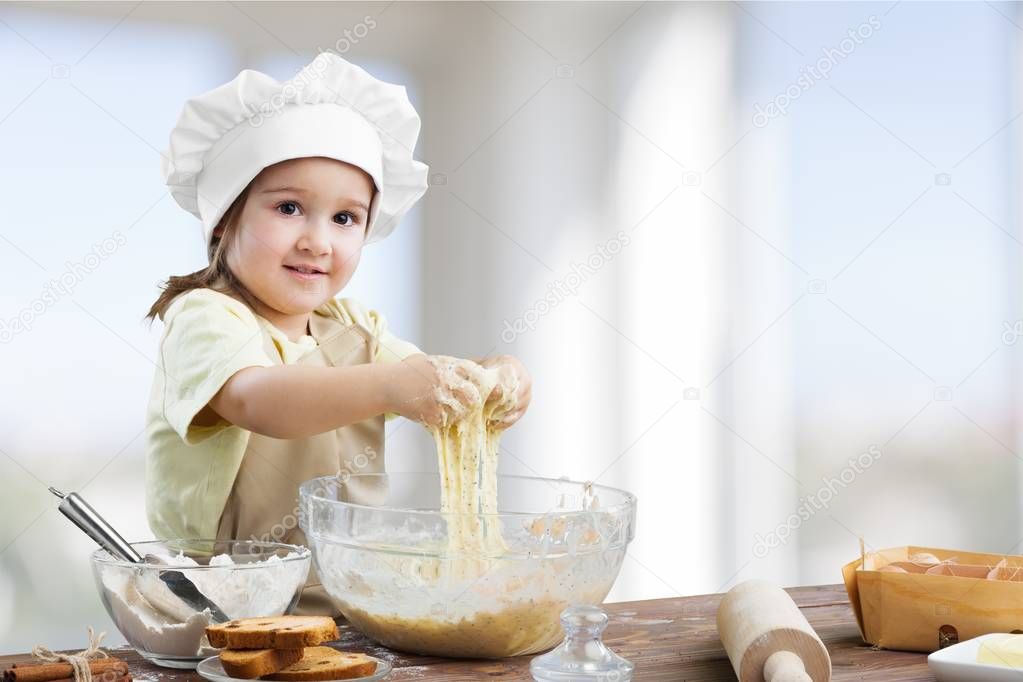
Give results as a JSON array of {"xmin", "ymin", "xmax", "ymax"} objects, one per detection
[{"xmin": 716, "ymin": 580, "xmax": 832, "ymax": 682}]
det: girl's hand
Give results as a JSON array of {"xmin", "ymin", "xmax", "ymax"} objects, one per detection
[
  {"xmin": 385, "ymin": 354, "xmax": 489, "ymax": 428},
  {"xmin": 478, "ymin": 355, "xmax": 532, "ymax": 430}
]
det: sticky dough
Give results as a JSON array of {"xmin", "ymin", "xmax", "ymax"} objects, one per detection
[
  {"xmin": 425, "ymin": 357, "xmax": 519, "ymax": 570},
  {"xmin": 315, "ymin": 361, "xmax": 631, "ymax": 658}
]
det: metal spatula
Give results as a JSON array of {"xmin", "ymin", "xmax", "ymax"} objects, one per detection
[{"xmin": 50, "ymin": 486, "xmax": 230, "ymax": 621}]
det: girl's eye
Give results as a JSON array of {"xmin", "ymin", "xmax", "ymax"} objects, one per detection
[
  {"xmin": 334, "ymin": 212, "xmax": 359, "ymax": 227},
  {"xmin": 277, "ymin": 201, "xmax": 300, "ymax": 216}
]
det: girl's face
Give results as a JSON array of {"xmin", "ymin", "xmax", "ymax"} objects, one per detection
[{"xmin": 224, "ymin": 157, "xmax": 374, "ymax": 320}]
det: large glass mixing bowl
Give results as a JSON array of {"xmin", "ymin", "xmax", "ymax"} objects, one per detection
[{"xmin": 299, "ymin": 473, "xmax": 636, "ymax": 658}]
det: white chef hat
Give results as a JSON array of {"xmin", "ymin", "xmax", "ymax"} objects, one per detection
[{"xmin": 161, "ymin": 52, "xmax": 429, "ymax": 247}]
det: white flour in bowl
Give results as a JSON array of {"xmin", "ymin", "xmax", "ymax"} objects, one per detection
[{"xmin": 97, "ymin": 550, "xmax": 307, "ymax": 658}]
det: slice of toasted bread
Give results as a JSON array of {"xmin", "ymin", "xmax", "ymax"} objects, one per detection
[
  {"xmin": 206, "ymin": 616, "xmax": 339, "ymax": 649},
  {"xmin": 218, "ymin": 647, "xmax": 305, "ymax": 679},
  {"xmin": 265, "ymin": 647, "xmax": 377, "ymax": 681}
]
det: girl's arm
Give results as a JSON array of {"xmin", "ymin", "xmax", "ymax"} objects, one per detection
[
  {"xmin": 206, "ymin": 363, "xmax": 394, "ymax": 439},
  {"xmin": 203, "ymin": 353, "xmax": 481, "ymax": 439}
]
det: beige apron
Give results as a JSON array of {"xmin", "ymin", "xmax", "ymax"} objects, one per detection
[{"xmin": 215, "ymin": 310, "xmax": 388, "ymax": 616}]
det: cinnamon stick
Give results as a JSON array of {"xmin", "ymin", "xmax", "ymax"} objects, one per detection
[
  {"xmin": 10, "ymin": 658, "xmax": 125, "ymax": 669},
  {"xmin": 30, "ymin": 673, "xmax": 131, "ymax": 682},
  {"xmin": 4, "ymin": 659, "xmax": 127, "ymax": 682},
  {"xmin": 40, "ymin": 673, "xmax": 131, "ymax": 682}
]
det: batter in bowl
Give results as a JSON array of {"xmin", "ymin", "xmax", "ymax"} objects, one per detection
[{"xmin": 315, "ymin": 358, "xmax": 626, "ymax": 658}]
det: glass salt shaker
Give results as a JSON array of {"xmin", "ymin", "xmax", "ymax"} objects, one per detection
[{"xmin": 530, "ymin": 605, "xmax": 634, "ymax": 682}]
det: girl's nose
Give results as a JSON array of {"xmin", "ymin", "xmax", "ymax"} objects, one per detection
[{"xmin": 296, "ymin": 217, "xmax": 332, "ymax": 255}]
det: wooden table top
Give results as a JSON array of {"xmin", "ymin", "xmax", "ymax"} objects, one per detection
[{"xmin": 1, "ymin": 584, "xmax": 937, "ymax": 681}]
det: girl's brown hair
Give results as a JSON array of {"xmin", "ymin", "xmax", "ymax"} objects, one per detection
[{"xmin": 146, "ymin": 184, "xmax": 259, "ymax": 322}]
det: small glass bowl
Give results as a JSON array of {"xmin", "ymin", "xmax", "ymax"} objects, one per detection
[{"xmin": 91, "ymin": 539, "xmax": 311, "ymax": 668}]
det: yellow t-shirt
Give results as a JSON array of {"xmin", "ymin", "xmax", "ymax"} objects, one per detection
[{"xmin": 144, "ymin": 288, "xmax": 421, "ymax": 540}]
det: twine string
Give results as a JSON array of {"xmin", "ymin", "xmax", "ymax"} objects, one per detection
[{"xmin": 31, "ymin": 627, "xmax": 109, "ymax": 682}]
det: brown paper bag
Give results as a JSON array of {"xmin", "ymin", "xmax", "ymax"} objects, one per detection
[{"xmin": 842, "ymin": 544, "xmax": 1023, "ymax": 653}]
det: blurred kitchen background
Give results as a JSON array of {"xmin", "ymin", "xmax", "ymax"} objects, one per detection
[{"xmin": 2, "ymin": 0, "xmax": 1021, "ymax": 650}]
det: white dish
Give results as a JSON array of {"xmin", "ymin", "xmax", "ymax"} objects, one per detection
[
  {"xmin": 928, "ymin": 633, "xmax": 1023, "ymax": 681},
  {"xmin": 196, "ymin": 653, "xmax": 392, "ymax": 682}
]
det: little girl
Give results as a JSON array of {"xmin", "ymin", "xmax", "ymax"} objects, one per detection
[{"xmin": 144, "ymin": 53, "xmax": 531, "ymax": 615}]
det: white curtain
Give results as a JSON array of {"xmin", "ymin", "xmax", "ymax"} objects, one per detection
[{"xmin": 415, "ymin": 2, "xmax": 788, "ymax": 601}]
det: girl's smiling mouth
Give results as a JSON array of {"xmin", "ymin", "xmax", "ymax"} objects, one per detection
[{"xmin": 284, "ymin": 263, "xmax": 329, "ymax": 280}]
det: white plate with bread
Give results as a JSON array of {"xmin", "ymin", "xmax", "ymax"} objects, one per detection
[{"xmin": 196, "ymin": 615, "xmax": 391, "ymax": 682}]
